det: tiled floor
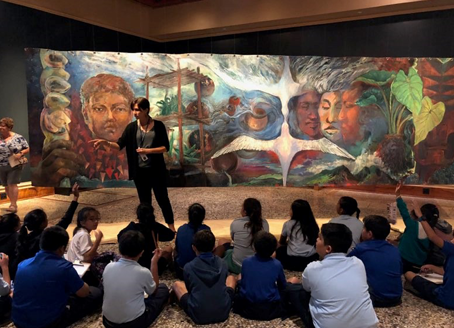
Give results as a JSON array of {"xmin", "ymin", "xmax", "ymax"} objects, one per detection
[{"xmin": 3, "ymin": 186, "xmax": 454, "ymax": 327}]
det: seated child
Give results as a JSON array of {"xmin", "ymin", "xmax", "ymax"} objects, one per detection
[
  {"xmin": 12, "ymin": 226, "xmax": 102, "ymax": 328},
  {"xmin": 102, "ymin": 230, "xmax": 169, "ymax": 328},
  {"xmin": 0, "ymin": 253, "xmax": 12, "ymax": 323},
  {"xmin": 15, "ymin": 183, "xmax": 79, "ymax": 273},
  {"xmin": 329, "ymin": 196, "xmax": 363, "ymax": 251},
  {"xmin": 348, "ymin": 215, "xmax": 403, "ymax": 307},
  {"xmin": 276, "ymin": 199, "xmax": 319, "ymax": 271},
  {"xmin": 217, "ymin": 198, "xmax": 269, "ymax": 274},
  {"xmin": 118, "ymin": 204, "xmax": 174, "ymax": 274},
  {"xmin": 233, "ymin": 231, "xmax": 287, "ymax": 321},
  {"xmin": 67, "ymin": 207, "xmax": 119, "ymax": 286},
  {"xmin": 395, "ymin": 181, "xmax": 439, "ymax": 273},
  {"xmin": 172, "ymin": 230, "xmax": 236, "ymax": 325},
  {"xmin": 174, "ymin": 203, "xmax": 210, "ymax": 279},
  {"xmin": 0, "ymin": 213, "xmax": 20, "ymax": 279},
  {"xmin": 292, "ymin": 223, "xmax": 378, "ymax": 328},
  {"xmin": 404, "ymin": 205, "xmax": 454, "ymax": 310},
  {"xmin": 67, "ymin": 207, "xmax": 104, "ymax": 263}
]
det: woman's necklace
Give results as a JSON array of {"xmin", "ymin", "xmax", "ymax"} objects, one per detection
[{"xmin": 139, "ymin": 117, "xmax": 151, "ymax": 132}]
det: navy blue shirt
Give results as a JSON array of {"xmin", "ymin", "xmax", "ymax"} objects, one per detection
[
  {"xmin": 239, "ymin": 254, "xmax": 287, "ymax": 303},
  {"xmin": 348, "ymin": 240, "xmax": 403, "ymax": 300},
  {"xmin": 435, "ymin": 241, "xmax": 454, "ymax": 309},
  {"xmin": 184, "ymin": 252, "xmax": 231, "ymax": 324},
  {"xmin": 175, "ymin": 223, "xmax": 210, "ymax": 269},
  {"xmin": 12, "ymin": 250, "xmax": 84, "ymax": 328}
]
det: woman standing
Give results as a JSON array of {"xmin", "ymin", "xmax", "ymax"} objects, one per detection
[
  {"xmin": 91, "ymin": 97, "xmax": 175, "ymax": 231},
  {"xmin": 0, "ymin": 118, "xmax": 29, "ymax": 213}
]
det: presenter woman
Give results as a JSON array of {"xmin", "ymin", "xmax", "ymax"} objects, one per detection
[
  {"xmin": 0, "ymin": 117, "xmax": 29, "ymax": 213},
  {"xmin": 91, "ymin": 97, "xmax": 175, "ymax": 231}
]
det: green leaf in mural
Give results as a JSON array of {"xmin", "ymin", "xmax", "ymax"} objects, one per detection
[
  {"xmin": 413, "ymin": 97, "xmax": 445, "ymax": 145},
  {"xmin": 356, "ymin": 70, "xmax": 395, "ymax": 86},
  {"xmin": 356, "ymin": 88, "xmax": 385, "ymax": 107},
  {"xmin": 391, "ymin": 68, "xmax": 423, "ymax": 115}
]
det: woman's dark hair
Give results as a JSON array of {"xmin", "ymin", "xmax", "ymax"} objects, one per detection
[
  {"xmin": 73, "ymin": 207, "xmax": 100, "ymax": 236},
  {"xmin": 243, "ymin": 198, "xmax": 263, "ymax": 245},
  {"xmin": 0, "ymin": 213, "xmax": 20, "ymax": 234},
  {"xmin": 131, "ymin": 97, "xmax": 150, "ymax": 111},
  {"xmin": 188, "ymin": 203, "xmax": 206, "ymax": 229},
  {"xmin": 289, "ymin": 199, "xmax": 320, "ymax": 246},
  {"xmin": 136, "ymin": 203, "xmax": 156, "ymax": 229},
  {"xmin": 338, "ymin": 196, "xmax": 361, "ymax": 219},
  {"xmin": 421, "ymin": 203, "xmax": 439, "ymax": 228}
]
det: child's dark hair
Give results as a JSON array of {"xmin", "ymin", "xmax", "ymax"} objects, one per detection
[
  {"xmin": 290, "ymin": 199, "xmax": 319, "ymax": 245},
  {"xmin": 363, "ymin": 215, "xmax": 390, "ymax": 240},
  {"xmin": 338, "ymin": 196, "xmax": 361, "ymax": 219},
  {"xmin": 192, "ymin": 229, "xmax": 215, "ymax": 253},
  {"xmin": 188, "ymin": 203, "xmax": 206, "ymax": 229},
  {"xmin": 119, "ymin": 230, "xmax": 146, "ymax": 257},
  {"xmin": 0, "ymin": 213, "xmax": 20, "ymax": 234},
  {"xmin": 136, "ymin": 203, "xmax": 156, "ymax": 229},
  {"xmin": 73, "ymin": 207, "xmax": 100, "ymax": 236},
  {"xmin": 243, "ymin": 198, "xmax": 263, "ymax": 245},
  {"xmin": 253, "ymin": 231, "xmax": 277, "ymax": 258},
  {"xmin": 17, "ymin": 209, "xmax": 48, "ymax": 256},
  {"xmin": 320, "ymin": 223, "xmax": 352, "ymax": 253},
  {"xmin": 421, "ymin": 203, "xmax": 439, "ymax": 228},
  {"xmin": 40, "ymin": 226, "xmax": 69, "ymax": 252}
]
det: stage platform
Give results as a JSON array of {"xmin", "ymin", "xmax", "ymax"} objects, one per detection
[{"xmin": 2, "ymin": 186, "xmax": 453, "ymax": 243}]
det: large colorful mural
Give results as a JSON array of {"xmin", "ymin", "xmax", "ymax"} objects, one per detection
[{"xmin": 25, "ymin": 49, "xmax": 454, "ymax": 188}]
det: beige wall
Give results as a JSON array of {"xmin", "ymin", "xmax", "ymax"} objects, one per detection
[{"xmin": 3, "ymin": 0, "xmax": 454, "ymax": 41}]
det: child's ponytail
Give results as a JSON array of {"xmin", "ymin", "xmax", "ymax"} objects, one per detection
[
  {"xmin": 338, "ymin": 196, "xmax": 360, "ymax": 219},
  {"xmin": 243, "ymin": 198, "xmax": 263, "ymax": 245}
]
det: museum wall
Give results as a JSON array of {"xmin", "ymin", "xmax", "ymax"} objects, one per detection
[{"xmin": 1, "ymin": 0, "xmax": 454, "ymax": 182}]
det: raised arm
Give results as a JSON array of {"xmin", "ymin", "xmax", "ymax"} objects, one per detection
[{"xmin": 56, "ymin": 183, "xmax": 80, "ymax": 229}]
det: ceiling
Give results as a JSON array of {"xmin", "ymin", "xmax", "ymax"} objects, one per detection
[
  {"xmin": 135, "ymin": 0, "xmax": 202, "ymax": 8},
  {"xmin": 2, "ymin": 0, "xmax": 454, "ymax": 42}
]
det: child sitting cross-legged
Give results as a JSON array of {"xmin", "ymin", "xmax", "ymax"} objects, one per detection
[
  {"xmin": 288, "ymin": 223, "xmax": 378, "ymax": 328},
  {"xmin": 404, "ymin": 204, "xmax": 454, "ymax": 310},
  {"xmin": 172, "ymin": 230, "xmax": 237, "ymax": 325},
  {"xmin": 174, "ymin": 203, "xmax": 211, "ymax": 279},
  {"xmin": 348, "ymin": 215, "xmax": 403, "ymax": 307},
  {"xmin": 233, "ymin": 231, "xmax": 287, "ymax": 321},
  {"xmin": 102, "ymin": 230, "xmax": 169, "ymax": 328}
]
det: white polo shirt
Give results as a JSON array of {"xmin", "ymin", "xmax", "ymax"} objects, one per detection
[
  {"xmin": 302, "ymin": 253, "xmax": 378, "ymax": 328},
  {"xmin": 102, "ymin": 258, "xmax": 156, "ymax": 324}
]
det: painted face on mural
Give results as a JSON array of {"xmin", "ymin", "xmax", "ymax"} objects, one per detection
[
  {"xmin": 318, "ymin": 91, "xmax": 341, "ymax": 141},
  {"xmin": 339, "ymin": 85, "xmax": 364, "ymax": 144},
  {"xmin": 295, "ymin": 90, "xmax": 322, "ymax": 139},
  {"xmin": 83, "ymin": 92, "xmax": 133, "ymax": 141}
]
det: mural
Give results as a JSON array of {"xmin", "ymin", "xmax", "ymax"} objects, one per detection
[{"xmin": 25, "ymin": 49, "xmax": 454, "ymax": 188}]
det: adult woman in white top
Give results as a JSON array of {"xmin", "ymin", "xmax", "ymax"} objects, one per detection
[
  {"xmin": 276, "ymin": 199, "xmax": 319, "ymax": 271},
  {"xmin": 0, "ymin": 118, "xmax": 29, "ymax": 213}
]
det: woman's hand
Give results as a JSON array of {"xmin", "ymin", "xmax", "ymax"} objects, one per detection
[
  {"xmin": 13, "ymin": 152, "xmax": 22, "ymax": 160},
  {"xmin": 72, "ymin": 182, "xmax": 80, "ymax": 201},
  {"xmin": 136, "ymin": 148, "xmax": 150, "ymax": 154},
  {"xmin": 420, "ymin": 264, "xmax": 434, "ymax": 274},
  {"xmin": 89, "ymin": 139, "xmax": 110, "ymax": 150}
]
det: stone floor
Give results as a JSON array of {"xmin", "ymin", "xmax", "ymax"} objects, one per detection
[{"xmin": 2, "ymin": 186, "xmax": 454, "ymax": 327}]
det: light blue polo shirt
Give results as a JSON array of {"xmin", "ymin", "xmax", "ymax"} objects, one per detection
[
  {"xmin": 102, "ymin": 258, "xmax": 156, "ymax": 324},
  {"xmin": 302, "ymin": 253, "xmax": 378, "ymax": 328}
]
